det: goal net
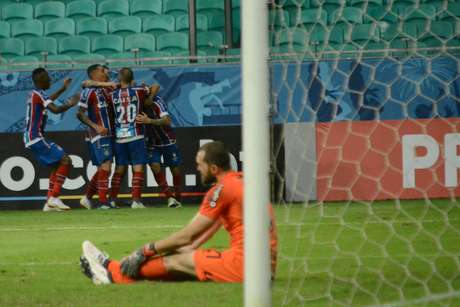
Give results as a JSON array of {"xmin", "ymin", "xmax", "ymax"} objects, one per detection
[{"xmin": 268, "ymin": 0, "xmax": 460, "ymax": 305}]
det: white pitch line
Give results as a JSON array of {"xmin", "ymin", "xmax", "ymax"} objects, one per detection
[
  {"xmin": 0, "ymin": 262, "xmax": 75, "ymax": 266},
  {"xmin": 0, "ymin": 219, "xmax": 458, "ymax": 232}
]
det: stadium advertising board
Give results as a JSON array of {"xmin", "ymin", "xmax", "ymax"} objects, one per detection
[
  {"xmin": 0, "ymin": 127, "xmax": 242, "ymax": 209},
  {"xmin": 316, "ymin": 118, "xmax": 460, "ymax": 201}
]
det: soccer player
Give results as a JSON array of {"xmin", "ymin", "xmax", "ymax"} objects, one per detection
[
  {"xmin": 110, "ymin": 67, "xmax": 156, "ymax": 209},
  {"xmin": 79, "ymin": 141, "xmax": 278, "ymax": 284},
  {"xmin": 77, "ymin": 64, "xmax": 115, "ymax": 209},
  {"xmin": 135, "ymin": 90, "xmax": 183, "ymax": 208},
  {"xmin": 79, "ymin": 65, "xmax": 118, "ymax": 210},
  {"xmin": 24, "ymin": 68, "xmax": 79, "ymax": 211}
]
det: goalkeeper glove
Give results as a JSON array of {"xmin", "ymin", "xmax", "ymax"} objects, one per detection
[{"xmin": 120, "ymin": 243, "xmax": 157, "ymax": 278}]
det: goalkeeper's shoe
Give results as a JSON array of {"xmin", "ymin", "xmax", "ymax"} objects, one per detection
[
  {"xmin": 46, "ymin": 197, "xmax": 71, "ymax": 211},
  {"xmin": 167, "ymin": 197, "xmax": 182, "ymax": 208},
  {"xmin": 81, "ymin": 240, "xmax": 111, "ymax": 285},
  {"xmin": 131, "ymin": 201, "xmax": 146, "ymax": 209},
  {"xmin": 80, "ymin": 256, "xmax": 111, "ymax": 285},
  {"xmin": 79, "ymin": 196, "xmax": 93, "ymax": 210},
  {"xmin": 82, "ymin": 240, "xmax": 109, "ymax": 267}
]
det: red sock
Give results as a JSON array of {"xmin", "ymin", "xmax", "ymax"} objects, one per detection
[
  {"xmin": 98, "ymin": 169, "xmax": 110, "ymax": 203},
  {"xmin": 107, "ymin": 257, "xmax": 170, "ymax": 284},
  {"xmin": 132, "ymin": 171, "xmax": 144, "ymax": 201},
  {"xmin": 109, "ymin": 172, "xmax": 123, "ymax": 200},
  {"xmin": 51, "ymin": 164, "xmax": 70, "ymax": 197},
  {"xmin": 172, "ymin": 173, "xmax": 182, "ymax": 201},
  {"xmin": 48, "ymin": 170, "xmax": 57, "ymax": 198},
  {"xmin": 154, "ymin": 171, "xmax": 172, "ymax": 197},
  {"xmin": 86, "ymin": 171, "xmax": 98, "ymax": 199}
]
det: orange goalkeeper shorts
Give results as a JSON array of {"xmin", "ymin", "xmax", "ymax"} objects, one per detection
[{"xmin": 194, "ymin": 248, "xmax": 243, "ymax": 283}]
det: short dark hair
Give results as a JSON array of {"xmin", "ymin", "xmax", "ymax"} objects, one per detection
[
  {"xmin": 32, "ymin": 67, "xmax": 47, "ymax": 84},
  {"xmin": 87, "ymin": 64, "xmax": 102, "ymax": 78},
  {"xmin": 119, "ymin": 67, "xmax": 134, "ymax": 83},
  {"xmin": 199, "ymin": 141, "xmax": 231, "ymax": 171}
]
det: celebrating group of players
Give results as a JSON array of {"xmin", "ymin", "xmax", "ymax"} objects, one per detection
[{"xmin": 23, "ymin": 65, "xmax": 182, "ymax": 211}]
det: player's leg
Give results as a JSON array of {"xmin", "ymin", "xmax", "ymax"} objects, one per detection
[
  {"xmin": 128, "ymin": 139, "xmax": 147, "ymax": 209},
  {"xmin": 163, "ymin": 144, "xmax": 183, "ymax": 208},
  {"xmin": 81, "ymin": 139, "xmax": 98, "ymax": 209},
  {"xmin": 92, "ymin": 138, "xmax": 114, "ymax": 209},
  {"xmin": 148, "ymin": 147, "xmax": 174, "ymax": 201},
  {"xmin": 109, "ymin": 165, "xmax": 126, "ymax": 208}
]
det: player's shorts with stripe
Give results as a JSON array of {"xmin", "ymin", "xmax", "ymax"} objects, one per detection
[
  {"xmin": 147, "ymin": 143, "xmax": 181, "ymax": 167},
  {"xmin": 27, "ymin": 139, "xmax": 65, "ymax": 166},
  {"xmin": 194, "ymin": 248, "xmax": 243, "ymax": 283},
  {"xmin": 86, "ymin": 139, "xmax": 98, "ymax": 165},
  {"xmin": 114, "ymin": 138, "xmax": 147, "ymax": 166},
  {"xmin": 89, "ymin": 137, "xmax": 113, "ymax": 166}
]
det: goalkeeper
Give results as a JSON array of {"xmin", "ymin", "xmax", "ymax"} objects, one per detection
[{"xmin": 80, "ymin": 141, "xmax": 277, "ymax": 283}]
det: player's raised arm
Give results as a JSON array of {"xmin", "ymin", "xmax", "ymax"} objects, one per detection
[
  {"xmin": 49, "ymin": 77, "xmax": 72, "ymax": 101},
  {"xmin": 81, "ymin": 80, "xmax": 118, "ymax": 89},
  {"xmin": 47, "ymin": 92, "xmax": 80, "ymax": 114}
]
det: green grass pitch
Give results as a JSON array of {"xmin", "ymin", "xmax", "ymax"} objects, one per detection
[{"xmin": 0, "ymin": 200, "xmax": 459, "ymax": 306}]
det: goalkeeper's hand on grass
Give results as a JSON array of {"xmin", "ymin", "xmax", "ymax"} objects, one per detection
[{"xmin": 120, "ymin": 243, "xmax": 157, "ymax": 278}]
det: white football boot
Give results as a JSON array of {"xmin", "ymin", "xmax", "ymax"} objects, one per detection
[
  {"xmin": 80, "ymin": 240, "xmax": 111, "ymax": 285},
  {"xmin": 80, "ymin": 196, "xmax": 93, "ymax": 210},
  {"xmin": 47, "ymin": 197, "xmax": 71, "ymax": 211},
  {"xmin": 131, "ymin": 201, "xmax": 146, "ymax": 209},
  {"xmin": 167, "ymin": 197, "xmax": 182, "ymax": 208}
]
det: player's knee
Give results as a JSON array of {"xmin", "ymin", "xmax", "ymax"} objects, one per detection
[
  {"xmin": 150, "ymin": 163, "xmax": 161, "ymax": 173},
  {"xmin": 163, "ymin": 256, "xmax": 179, "ymax": 272},
  {"xmin": 171, "ymin": 167, "xmax": 181, "ymax": 176}
]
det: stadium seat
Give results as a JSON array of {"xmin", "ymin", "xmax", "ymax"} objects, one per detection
[
  {"xmin": 349, "ymin": 0, "xmax": 382, "ymax": 8},
  {"xmin": 139, "ymin": 51, "xmax": 173, "ymax": 65},
  {"xmin": 143, "ymin": 15, "xmax": 175, "ymax": 37},
  {"xmin": 92, "ymin": 34, "xmax": 123, "ymax": 55},
  {"xmin": 439, "ymin": 3, "xmax": 460, "ymax": 22},
  {"xmin": 0, "ymin": 21, "xmax": 10, "ymax": 38},
  {"xmin": 269, "ymin": 10, "xmax": 290, "ymax": 30},
  {"xmin": 2, "ymin": 3, "xmax": 33, "ymax": 23},
  {"xmin": 402, "ymin": 21, "xmax": 425, "ymax": 40},
  {"xmin": 130, "ymin": 0, "xmax": 162, "ymax": 18},
  {"xmin": 106, "ymin": 52, "xmax": 137, "ymax": 67},
  {"xmin": 98, "ymin": 0, "xmax": 129, "ymax": 21},
  {"xmin": 421, "ymin": 21, "xmax": 454, "ymax": 48},
  {"xmin": 0, "ymin": 38, "xmax": 24, "ymax": 58},
  {"xmin": 59, "ymin": 36, "xmax": 91, "ymax": 55},
  {"xmin": 156, "ymin": 32, "xmax": 189, "ymax": 53},
  {"xmin": 224, "ymin": 48, "xmax": 240, "ymax": 63},
  {"xmin": 310, "ymin": 0, "xmax": 343, "ymax": 11},
  {"xmin": 163, "ymin": 0, "xmax": 188, "ymax": 17},
  {"xmin": 25, "ymin": 37, "xmax": 57, "ymax": 57},
  {"xmin": 196, "ymin": 0, "xmax": 224, "ymax": 16},
  {"xmin": 45, "ymin": 54, "xmax": 73, "ymax": 69},
  {"xmin": 9, "ymin": 56, "xmax": 40, "ymax": 70},
  {"xmin": 72, "ymin": 53, "xmax": 106, "ymax": 69},
  {"xmin": 397, "ymin": 4, "xmax": 436, "ymax": 22},
  {"xmin": 44, "ymin": 18, "xmax": 75, "ymax": 38},
  {"xmin": 66, "ymin": 0, "xmax": 96, "ymax": 20},
  {"xmin": 275, "ymin": 27, "xmax": 309, "ymax": 52},
  {"xmin": 330, "ymin": 7, "xmax": 364, "ymax": 24},
  {"xmin": 76, "ymin": 17, "xmax": 108, "ymax": 38},
  {"xmin": 197, "ymin": 31, "xmax": 223, "ymax": 53},
  {"xmin": 109, "ymin": 16, "xmax": 142, "ymax": 37},
  {"xmin": 364, "ymin": 5, "xmax": 393, "ymax": 23},
  {"xmin": 294, "ymin": 8, "xmax": 327, "ymax": 28},
  {"xmin": 35, "ymin": 1, "xmax": 65, "ymax": 22},
  {"xmin": 124, "ymin": 33, "xmax": 155, "ymax": 53},
  {"xmin": 11, "ymin": 20, "xmax": 43, "ymax": 39},
  {"xmin": 176, "ymin": 14, "xmax": 208, "ymax": 32},
  {"xmin": 207, "ymin": 13, "xmax": 224, "ymax": 32},
  {"xmin": 381, "ymin": 23, "xmax": 400, "ymax": 41},
  {"xmin": 350, "ymin": 24, "xmax": 380, "ymax": 47}
]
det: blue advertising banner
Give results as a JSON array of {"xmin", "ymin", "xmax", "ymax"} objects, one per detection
[{"xmin": 0, "ymin": 56, "xmax": 459, "ymax": 133}]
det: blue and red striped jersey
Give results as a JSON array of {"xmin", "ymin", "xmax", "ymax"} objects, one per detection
[
  {"xmin": 111, "ymin": 87, "xmax": 148, "ymax": 142},
  {"xmin": 23, "ymin": 89, "xmax": 52, "ymax": 147},
  {"xmin": 78, "ymin": 87, "xmax": 114, "ymax": 142},
  {"xmin": 144, "ymin": 96, "xmax": 176, "ymax": 147}
]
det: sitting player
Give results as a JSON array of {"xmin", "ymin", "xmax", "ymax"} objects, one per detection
[
  {"xmin": 80, "ymin": 141, "xmax": 278, "ymax": 284},
  {"xmin": 135, "ymin": 90, "xmax": 183, "ymax": 208},
  {"xmin": 24, "ymin": 68, "xmax": 79, "ymax": 211}
]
